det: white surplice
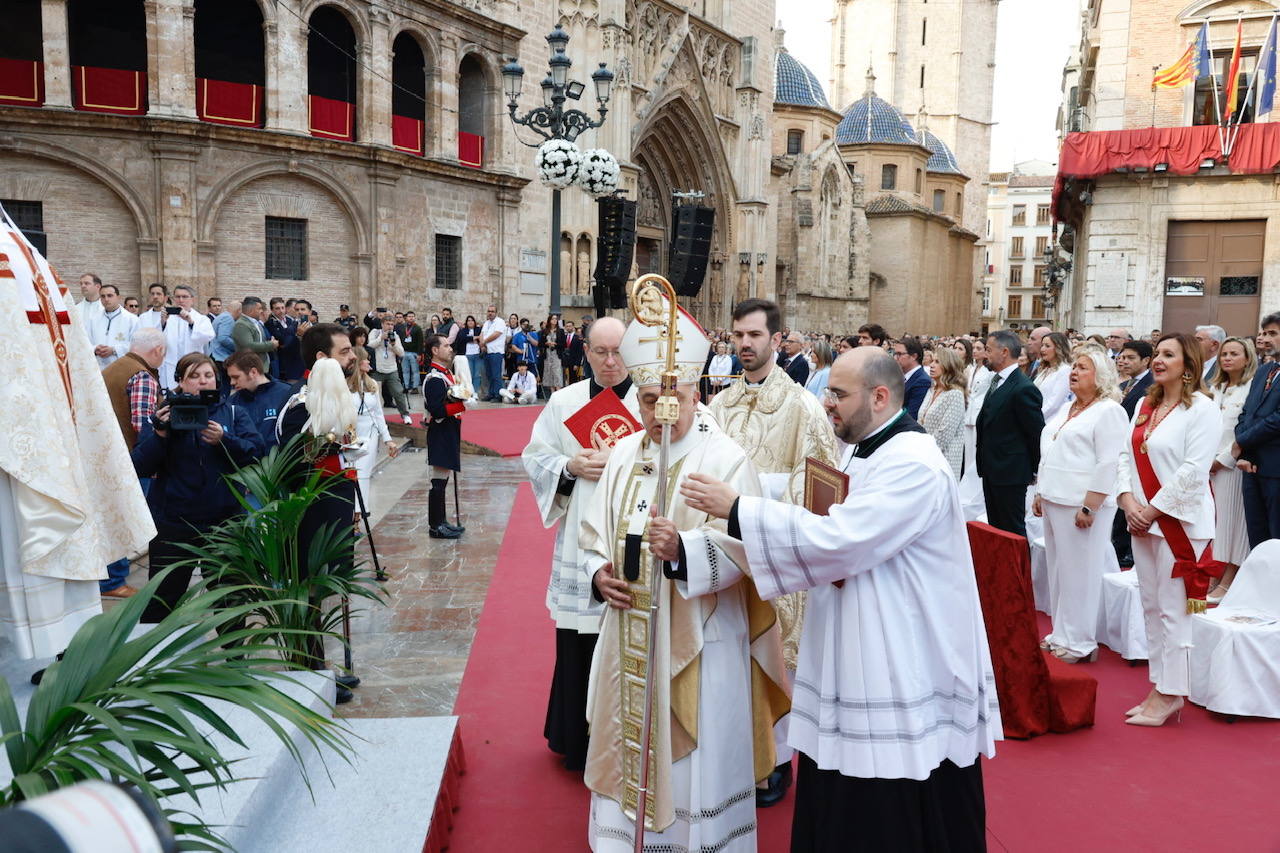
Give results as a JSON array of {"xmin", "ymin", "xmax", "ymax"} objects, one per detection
[
  {"xmin": 736, "ymin": 430, "xmax": 1001, "ymax": 781},
  {"xmin": 522, "ymin": 379, "xmax": 641, "ymax": 633},
  {"xmin": 154, "ymin": 310, "xmax": 215, "ymax": 390},
  {"xmin": 580, "ymin": 410, "xmax": 788, "ymax": 851}
]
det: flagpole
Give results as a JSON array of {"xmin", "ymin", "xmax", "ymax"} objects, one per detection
[
  {"xmin": 1151, "ymin": 66, "xmax": 1160, "ymax": 125},
  {"xmin": 1207, "ymin": 20, "xmax": 1226, "ymax": 154},
  {"xmin": 1229, "ymin": 16, "xmax": 1271, "ymax": 154}
]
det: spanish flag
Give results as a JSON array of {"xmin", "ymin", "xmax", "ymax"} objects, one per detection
[
  {"xmin": 1224, "ymin": 18, "xmax": 1244, "ymax": 120},
  {"xmin": 1153, "ymin": 22, "xmax": 1211, "ymax": 88}
]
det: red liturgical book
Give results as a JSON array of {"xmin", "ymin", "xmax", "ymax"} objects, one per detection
[
  {"xmin": 564, "ymin": 388, "xmax": 641, "ymax": 450},
  {"xmin": 804, "ymin": 456, "xmax": 849, "ymax": 516}
]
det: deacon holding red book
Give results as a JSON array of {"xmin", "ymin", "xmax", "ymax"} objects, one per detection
[{"xmin": 520, "ymin": 316, "xmax": 641, "ymax": 772}]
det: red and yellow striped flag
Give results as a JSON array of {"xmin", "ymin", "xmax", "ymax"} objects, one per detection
[
  {"xmin": 1153, "ymin": 43, "xmax": 1197, "ymax": 88},
  {"xmin": 1225, "ymin": 19, "xmax": 1245, "ymax": 119}
]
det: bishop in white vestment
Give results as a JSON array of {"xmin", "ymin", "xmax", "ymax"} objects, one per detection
[
  {"xmin": 580, "ymin": 302, "xmax": 789, "ymax": 852},
  {"xmin": 521, "ymin": 316, "xmax": 641, "ymax": 770},
  {"xmin": 681, "ymin": 348, "xmax": 1001, "ymax": 852}
]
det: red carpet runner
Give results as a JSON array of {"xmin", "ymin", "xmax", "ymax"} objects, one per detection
[{"xmin": 448, "ymin": 425, "xmax": 1280, "ymax": 850}]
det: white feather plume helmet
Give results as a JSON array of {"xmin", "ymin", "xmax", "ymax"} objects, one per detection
[{"xmin": 301, "ymin": 357, "xmax": 357, "ymax": 438}]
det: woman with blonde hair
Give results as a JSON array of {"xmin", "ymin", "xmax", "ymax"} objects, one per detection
[
  {"xmin": 1033, "ymin": 348, "xmax": 1128, "ymax": 663},
  {"xmin": 348, "ymin": 352, "xmax": 399, "ymax": 524},
  {"xmin": 918, "ymin": 345, "xmax": 967, "ymax": 479},
  {"xmin": 1117, "ymin": 333, "xmax": 1218, "ymax": 726},
  {"xmin": 1208, "ymin": 336, "xmax": 1258, "ymax": 602}
]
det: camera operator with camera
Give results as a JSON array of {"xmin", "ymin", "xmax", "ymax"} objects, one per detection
[{"xmin": 132, "ymin": 352, "xmax": 265, "ymax": 622}]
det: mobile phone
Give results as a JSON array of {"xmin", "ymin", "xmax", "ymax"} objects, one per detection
[{"xmin": 165, "ymin": 306, "xmax": 182, "ymax": 315}]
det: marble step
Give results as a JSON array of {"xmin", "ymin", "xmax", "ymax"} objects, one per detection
[{"xmin": 235, "ymin": 715, "xmax": 462, "ymax": 853}]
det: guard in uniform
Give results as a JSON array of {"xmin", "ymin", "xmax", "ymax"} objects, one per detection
[{"xmin": 423, "ymin": 333, "xmax": 473, "ymax": 538}]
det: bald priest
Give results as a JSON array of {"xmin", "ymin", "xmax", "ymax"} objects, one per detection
[{"xmin": 679, "ymin": 346, "xmax": 1002, "ymax": 852}]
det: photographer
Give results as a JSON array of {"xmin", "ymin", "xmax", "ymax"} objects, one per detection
[
  {"xmin": 368, "ymin": 314, "xmax": 412, "ymax": 424},
  {"xmin": 132, "ymin": 352, "xmax": 265, "ymax": 622}
]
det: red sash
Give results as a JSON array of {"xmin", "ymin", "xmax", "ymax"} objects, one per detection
[{"xmin": 1131, "ymin": 399, "xmax": 1226, "ymax": 610}]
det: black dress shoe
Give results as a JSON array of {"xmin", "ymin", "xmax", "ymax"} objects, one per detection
[
  {"xmin": 429, "ymin": 524, "xmax": 463, "ymax": 539},
  {"xmin": 336, "ymin": 684, "xmax": 354, "ymax": 704},
  {"xmin": 444, "ymin": 521, "xmax": 467, "ymax": 533},
  {"xmin": 755, "ymin": 761, "xmax": 793, "ymax": 808},
  {"xmin": 336, "ymin": 673, "xmax": 361, "ymax": 689}
]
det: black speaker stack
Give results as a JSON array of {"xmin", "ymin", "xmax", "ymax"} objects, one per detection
[
  {"xmin": 593, "ymin": 196, "xmax": 637, "ymax": 318},
  {"xmin": 667, "ymin": 205, "xmax": 714, "ymax": 297}
]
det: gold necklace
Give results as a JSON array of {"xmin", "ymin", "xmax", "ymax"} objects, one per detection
[
  {"xmin": 1140, "ymin": 399, "xmax": 1177, "ymax": 454},
  {"xmin": 1052, "ymin": 396, "xmax": 1098, "ymax": 441}
]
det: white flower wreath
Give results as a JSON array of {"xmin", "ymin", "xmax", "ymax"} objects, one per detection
[
  {"xmin": 536, "ymin": 139, "xmax": 583, "ymax": 189},
  {"xmin": 577, "ymin": 148, "xmax": 621, "ymax": 198}
]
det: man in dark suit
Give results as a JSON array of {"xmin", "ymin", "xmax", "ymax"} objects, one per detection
[
  {"xmin": 893, "ymin": 336, "xmax": 930, "ymax": 420},
  {"xmin": 562, "ymin": 320, "xmax": 585, "ymax": 383},
  {"xmin": 975, "ymin": 330, "xmax": 1045, "ymax": 538},
  {"xmin": 1112, "ymin": 339, "xmax": 1153, "ymax": 566},
  {"xmin": 265, "ymin": 296, "xmax": 302, "ymax": 380},
  {"xmin": 1234, "ymin": 313, "xmax": 1280, "ymax": 546},
  {"xmin": 778, "ymin": 331, "xmax": 810, "ymax": 385}
]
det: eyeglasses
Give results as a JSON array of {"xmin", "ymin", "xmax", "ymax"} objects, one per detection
[
  {"xmin": 820, "ymin": 388, "xmax": 847, "ymax": 404},
  {"xmin": 590, "ymin": 348, "xmax": 623, "ymax": 361}
]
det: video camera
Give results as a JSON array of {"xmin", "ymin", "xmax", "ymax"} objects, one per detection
[{"xmin": 164, "ymin": 389, "xmax": 219, "ymax": 431}]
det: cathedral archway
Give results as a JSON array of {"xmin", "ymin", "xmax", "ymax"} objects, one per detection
[{"xmin": 632, "ymin": 94, "xmax": 736, "ymax": 328}]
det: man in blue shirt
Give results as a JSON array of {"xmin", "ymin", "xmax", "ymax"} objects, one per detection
[
  {"xmin": 209, "ymin": 299, "xmax": 238, "ymax": 396},
  {"xmin": 225, "ymin": 349, "xmax": 296, "ymax": 449},
  {"xmin": 512, "ymin": 318, "xmax": 541, "ymax": 375}
]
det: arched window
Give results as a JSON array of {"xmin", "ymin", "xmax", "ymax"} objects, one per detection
[
  {"xmin": 391, "ymin": 33, "xmax": 427, "ymax": 155},
  {"xmin": 933, "ymin": 189, "xmax": 945, "ymax": 212},
  {"xmin": 786, "ymin": 129, "xmax": 803, "ymax": 155},
  {"xmin": 194, "ymin": 0, "xmax": 264, "ymax": 128},
  {"xmin": 308, "ymin": 6, "xmax": 357, "ymax": 141},
  {"xmin": 458, "ymin": 55, "xmax": 486, "ymax": 168},
  {"xmin": 0, "ymin": 0, "xmax": 43, "ymax": 107},
  {"xmin": 914, "ymin": 168, "xmax": 923, "ymax": 193},
  {"xmin": 69, "ymin": 0, "xmax": 147, "ymax": 115}
]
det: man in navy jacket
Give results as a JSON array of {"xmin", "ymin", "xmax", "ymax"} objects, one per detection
[
  {"xmin": 226, "ymin": 349, "xmax": 296, "ymax": 450},
  {"xmin": 894, "ymin": 336, "xmax": 931, "ymax": 420},
  {"xmin": 1234, "ymin": 313, "xmax": 1280, "ymax": 546}
]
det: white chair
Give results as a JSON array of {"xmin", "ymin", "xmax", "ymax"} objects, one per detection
[
  {"xmin": 1189, "ymin": 540, "xmax": 1280, "ymax": 718},
  {"xmin": 1096, "ymin": 571, "xmax": 1148, "ymax": 660}
]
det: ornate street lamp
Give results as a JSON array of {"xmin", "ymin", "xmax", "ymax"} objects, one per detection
[{"xmin": 503, "ymin": 27, "xmax": 614, "ymax": 315}]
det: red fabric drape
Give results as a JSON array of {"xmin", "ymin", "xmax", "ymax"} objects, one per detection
[
  {"xmin": 0, "ymin": 58, "xmax": 43, "ymax": 107},
  {"xmin": 72, "ymin": 66, "xmax": 147, "ymax": 115},
  {"xmin": 966, "ymin": 521, "xmax": 1097, "ymax": 738},
  {"xmin": 196, "ymin": 78, "xmax": 263, "ymax": 128},
  {"xmin": 458, "ymin": 131, "xmax": 484, "ymax": 168},
  {"xmin": 308, "ymin": 94, "xmax": 354, "ymax": 141},
  {"xmin": 1226, "ymin": 122, "xmax": 1280, "ymax": 173},
  {"xmin": 393, "ymin": 114, "xmax": 424, "ymax": 155}
]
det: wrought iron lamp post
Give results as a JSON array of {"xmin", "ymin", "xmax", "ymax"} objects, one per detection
[{"xmin": 502, "ymin": 27, "xmax": 614, "ymax": 315}]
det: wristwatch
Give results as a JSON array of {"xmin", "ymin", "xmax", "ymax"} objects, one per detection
[{"xmin": 1080, "ymin": 506, "xmax": 1093, "ymax": 516}]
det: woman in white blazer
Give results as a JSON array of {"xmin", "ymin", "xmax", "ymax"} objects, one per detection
[
  {"xmin": 1033, "ymin": 347, "xmax": 1128, "ymax": 663},
  {"xmin": 958, "ymin": 338, "xmax": 992, "ymax": 520},
  {"xmin": 349, "ymin": 353, "xmax": 399, "ymax": 522},
  {"xmin": 1208, "ymin": 337, "xmax": 1257, "ymax": 602},
  {"xmin": 1117, "ymin": 333, "xmax": 1219, "ymax": 727},
  {"xmin": 1034, "ymin": 332, "xmax": 1075, "ymax": 424}
]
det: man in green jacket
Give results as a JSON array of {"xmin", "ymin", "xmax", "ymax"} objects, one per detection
[{"xmin": 232, "ymin": 296, "xmax": 279, "ymax": 374}]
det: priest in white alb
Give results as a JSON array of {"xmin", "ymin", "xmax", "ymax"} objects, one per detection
[
  {"xmin": 580, "ymin": 299, "xmax": 789, "ymax": 851},
  {"xmin": 521, "ymin": 316, "xmax": 640, "ymax": 771},
  {"xmin": 0, "ymin": 208, "xmax": 155, "ymax": 662},
  {"xmin": 680, "ymin": 347, "xmax": 1001, "ymax": 851}
]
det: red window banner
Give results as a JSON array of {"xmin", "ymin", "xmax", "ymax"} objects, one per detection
[
  {"xmin": 308, "ymin": 93, "xmax": 354, "ymax": 141},
  {"xmin": 392, "ymin": 114, "xmax": 424, "ymax": 155},
  {"xmin": 72, "ymin": 65, "xmax": 147, "ymax": 115},
  {"xmin": 197, "ymin": 78, "xmax": 263, "ymax": 128},
  {"xmin": 0, "ymin": 58, "xmax": 43, "ymax": 107},
  {"xmin": 458, "ymin": 131, "xmax": 484, "ymax": 168}
]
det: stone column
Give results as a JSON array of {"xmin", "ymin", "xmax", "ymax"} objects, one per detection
[
  {"xmin": 145, "ymin": 0, "xmax": 196, "ymax": 119},
  {"xmin": 363, "ymin": 8, "xmax": 392, "ymax": 147},
  {"xmin": 150, "ymin": 141, "xmax": 200, "ymax": 290},
  {"xmin": 438, "ymin": 35, "xmax": 459, "ymax": 164},
  {"xmin": 41, "ymin": 0, "xmax": 72, "ymax": 109},
  {"xmin": 266, "ymin": 7, "xmax": 307, "ymax": 134},
  {"xmin": 366, "ymin": 165, "xmax": 399, "ymax": 305}
]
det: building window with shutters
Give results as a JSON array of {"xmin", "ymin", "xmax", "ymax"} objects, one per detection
[
  {"xmin": 435, "ymin": 234, "xmax": 461, "ymax": 290},
  {"xmin": 1010, "ymin": 265, "xmax": 1023, "ymax": 285},
  {"xmin": 1008, "ymin": 294, "xmax": 1023, "ymax": 316},
  {"xmin": 881, "ymin": 163, "xmax": 897, "ymax": 190},
  {"xmin": 1036, "ymin": 235, "xmax": 1049, "ymax": 256},
  {"xmin": 1032, "ymin": 295, "xmax": 1046, "ymax": 317},
  {"xmin": 265, "ymin": 216, "xmax": 307, "ymax": 280},
  {"xmin": 1034, "ymin": 263, "xmax": 1049, "ymax": 283},
  {"xmin": 1010, "ymin": 236, "xmax": 1024, "ymax": 258},
  {"xmin": 1012, "ymin": 204, "xmax": 1026, "ymax": 226},
  {"xmin": 1036, "ymin": 204, "xmax": 1051, "ymax": 225},
  {"xmin": 786, "ymin": 129, "xmax": 803, "ymax": 154}
]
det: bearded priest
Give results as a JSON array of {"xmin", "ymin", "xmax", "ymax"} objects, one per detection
[
  {"xmin": 580, "ymin": 303, "xmax": 789, "ymax": 852},
  {"xmin": 680, "ymin": 347, "xmax": 1001, "ymax": 852}
]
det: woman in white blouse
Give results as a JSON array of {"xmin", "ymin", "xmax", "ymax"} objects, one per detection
[
  {"xmin": 707, "ymin": 341, "xmax": 735, "ymax": 399},
  {"xmin": 958, "ymin": 338, "xmax": 992, "ymax": 519},
  {"xmin": 918, "ymin": 346, "xmax": 967, "ymax": 479},
  {"xmin": 1117, "ymin": 333, "xmax": 1218, "ymax": 727},
  {"xmin": 1034, "ymin": 331, "xmax": 1074, "ymax": 423},
  {"xmin": 1208, "ymin": 337, "xmax": 1258, "ymax": 603},
  {"xmin": 1033, "ymin": 348, "xmax": 1128, "ymax": 663},
  {"xmin": 349, "ymin": 353, "xmax": 399, "ymax": 523}
]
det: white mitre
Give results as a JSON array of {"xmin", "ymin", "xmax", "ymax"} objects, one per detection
[
  {"xmin": 0, "ymin": 206, "xmax": 155, "ymax": 581},
  {"xmin": 620, "ymin": 297, "xmax": 710, "ymax": 387}
]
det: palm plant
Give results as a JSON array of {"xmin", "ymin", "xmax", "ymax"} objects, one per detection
[
  {"xmin": 173, "ymin": 436, "xmax": 384, "ymax": 668},
  {"xmin": 0, "ymin": 575, "xmax": 353, "ymax": 850}
]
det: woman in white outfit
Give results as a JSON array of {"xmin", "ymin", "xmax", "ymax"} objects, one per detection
[
  {"xmin": 1207, "ymin": 336, "xmax": 1257, "ymax": 602},
  {"xmin": 958, "ymin": 338, "xmax": 992, "ymax": 519},
  {"xmin": 1033, "ymin": 348, "xmax": 1128, "ymax": 663},
  {"xmin": 349, "ymin": 354, "xmax": 399, "ymax": 522},
  {"xmin": 1117, "ymin": 333, "xmax": 1218, "ymax": 727},
  {"xmin": 918, "ymin": 346, "xmax": 967, "ymax": 479},
  {"xmin": 1034, "ymin": 332, "xmax": 1074, "ymax": 423}
]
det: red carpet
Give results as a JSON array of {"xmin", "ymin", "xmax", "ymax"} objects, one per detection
[
  {"xmin": 463, "ymin": 405, "xmax": 543, "ymax": 457},
  {"xmin": 449, "ymin": 412, "xmax": 1280, "ymax": 850}
]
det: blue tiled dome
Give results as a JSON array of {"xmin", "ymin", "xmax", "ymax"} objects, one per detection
[
  {"xmin": 835, "ymin": 94, "xmax": 918, "ymax": 146},
  {"xmin": 775, "ymin": 49, "xmax": 830, "ymax": 109},
  {"xmin": 920, "ymin": 129, "xmax": 962, "ymax": 174}
]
